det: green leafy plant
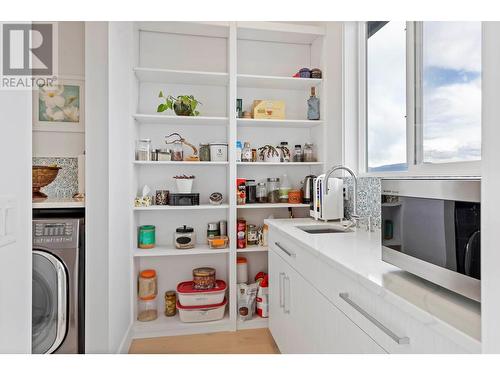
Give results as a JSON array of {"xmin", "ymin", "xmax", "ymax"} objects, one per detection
[{"xmin": 157, "ymin": 91, "xmax": 201, "ymax": 116}]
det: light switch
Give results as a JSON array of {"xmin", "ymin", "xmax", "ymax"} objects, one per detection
[{"xmin": 0, "ymin": 195, "xmax": 16, "ymax": 248}]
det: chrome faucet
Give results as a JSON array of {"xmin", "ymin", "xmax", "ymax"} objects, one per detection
[{"xmin": 324, "ymin": 165, "xmax": 359, "ymax": 225}]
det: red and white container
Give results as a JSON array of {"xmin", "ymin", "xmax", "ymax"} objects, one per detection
[
  {"xmin": 176, "ymin": 280, "xmax": 227, "ymax": 307},
  {"xmin": 256, "ymin": 275, "xmax": 269, "ymax": 318},
  {"xmin": 177, "ymin": 298, "xmax": 227, "ymax": 323}
]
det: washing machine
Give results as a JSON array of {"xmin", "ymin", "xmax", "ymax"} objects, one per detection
[{"xmin": 32, "ymin": 215, "xmax": 84, "ymax": 354}]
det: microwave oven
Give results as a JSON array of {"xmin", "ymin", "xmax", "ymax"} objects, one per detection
[{"xmin": 381, "ymin": 179, "xmax": 480, "ymax": 302}]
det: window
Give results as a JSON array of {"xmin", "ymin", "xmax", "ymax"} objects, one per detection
[
  {"xmin": 366, "ymin": 21, "xmax": 407, "ymax": 172},
  {"xmin": 362, "ymin": 21, "xmax": 482, "ymax": 175}
]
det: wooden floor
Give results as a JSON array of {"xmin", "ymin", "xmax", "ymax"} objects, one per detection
[{"xmin": 129, "ymin": 328, "xmax": 280, "ymax": 354}]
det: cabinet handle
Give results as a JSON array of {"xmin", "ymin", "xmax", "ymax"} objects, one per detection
[
  {"xmin": 339, "ymin": 293, "xmax": 410, "ymax": 345},
  {"xmin": 284, "ymin": 275, "xmax": 291, "ymax": 314},
  {"xmin": 279, "ymin": 272, "xmax": 285, "ymax": 308},
  {"xmin": 275, "ymin": 242, "xmax": 296, "ymax": 258}
]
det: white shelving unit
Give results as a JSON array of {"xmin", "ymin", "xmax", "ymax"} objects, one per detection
[{"xmin": 125, "ymin": 21, "xmax": 327, "ymax": 340}]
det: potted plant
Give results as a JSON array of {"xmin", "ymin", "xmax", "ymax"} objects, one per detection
[
  {"xmin": 157, "ymin": 91, "xmax": 201, "ymax": 116},
  {"xmin": 174, "ymin": 174, "xmax": 195, "ymax": 193},
  {"xmin": 258, "ymin": 145, "xmax": 281, "ymax": 163}
]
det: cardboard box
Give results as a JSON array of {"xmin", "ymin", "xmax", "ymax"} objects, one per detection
[{"xmin": 252, "ymin": 100, "xmax": 285, "ymax": 119}]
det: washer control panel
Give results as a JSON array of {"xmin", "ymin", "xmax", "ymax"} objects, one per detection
[{"xmin": 33, "ymin": 219, "xmax": 79, "ymax": 248}]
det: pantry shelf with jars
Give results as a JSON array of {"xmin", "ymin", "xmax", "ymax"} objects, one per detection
[{"xmin": 112, "ymin": 21, "xmax": 331, "ymax": 342}]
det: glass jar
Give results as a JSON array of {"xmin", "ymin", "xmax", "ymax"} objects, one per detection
[
  {"xmin": 245, "ymin": 180, "xmax": 257, "ymax": 204},
  {"xmin": 247, "ymin": 224, "xmax": 258, "ymax": 246},
  {"xmin": 199, "ymin": 143, "xmax": 211, "ymax": 161},
  {"xmin": 237, "ymin": 257, "xmax": 248, "ymax": 284},
  {"xmin": 157, "ymin": 148, "xmax": 171, "ymax": 161},
  {"xmin": 135, "ymin": 139, "xmax": 152, "ymax": 161},
  {"xmin": 171, "ymin": 142, "xmax": 183, "ymax": 161},
  {"xmin": 267, "ymin": 178, "xmax": 280, "ymax": 203},
  {"xmin": 138, "ymin": 296, "xmax": 158, "ymax": 322},
  {"xmin": 164, "ymin": 291, "xmax": 176, "ymax": 317},
  {"xmin": 293, "ymin": 145, "xmax": 303, "ymax": 162},
  {"xmin": 138, "ymin": 269, "xmax": 157, "ymax": 300},
  {"xmin": 207, "ymin": 222, "xmax": 220, "ymax": 243},
  {"xmin": 279, "ymin": 174, "xmax": 291, "ymax": 203},
  {"xmin": 241, "ymin": 142, "xmax": 252, "ymax": 162},
  {"xmin": 303, "ymin": 143, "xmax": 315, "ymax": 162},
  {"xmin": 174, "ymin": 226, "xmax": 196, "ymax": 249},
  {"xmin": 256, "ymin": 182, "xmax": 267, "ymax": 203}
]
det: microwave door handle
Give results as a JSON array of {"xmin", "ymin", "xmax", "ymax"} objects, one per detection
[{"xmin": 464, "ymin": 230, "xmax": 480, "ymax": 276}]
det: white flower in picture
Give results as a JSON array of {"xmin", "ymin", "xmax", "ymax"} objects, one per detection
[
  {"xmin": 62, "ymin": 106, "xmax": 80, "ymax": 123},
  {"xmin": 45, "ymin": 106, "xmax": 65, "ymax": 121},
  {"xmin": 38, "ymin": 84, "xmax": 81, "ymax": 123}
]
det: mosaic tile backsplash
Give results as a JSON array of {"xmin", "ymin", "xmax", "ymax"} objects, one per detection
[
  {"xmin": 343, "ymin": 177, "xmax": 381, "ymax": 229},
  {"xmin": 33, "ymin": 157, "xmax": 79, "ymax": 198}
]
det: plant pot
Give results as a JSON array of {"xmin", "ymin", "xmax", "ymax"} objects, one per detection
[
  {"xmin": 174, "ymin": 101, "xmax": 193, "ymax": 116},
  {"xmin": 176, "ymin": 179, "xmax": 194, "ymax": 193},
  {"xmin": 264, "ymin": 154, "xmax": 281, "ymax": 163}
]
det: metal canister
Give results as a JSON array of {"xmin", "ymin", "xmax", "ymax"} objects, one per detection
[
  {"xmin": 237, "ymin": 219, "xmax": 247, "ymax": 249},
  {"xmin": 164, "ymin": 291, "xmax": 176, "ymax": 317},
  {"xmin": 138, "ymin": 225, "xmax": 155, "ymax": 249},
  {"xmin": 219, "ymin": 220, "xmax": 227, "ymax": 236}
]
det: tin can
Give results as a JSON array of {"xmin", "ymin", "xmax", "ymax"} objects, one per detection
[
  {"xmin": 138, "ymin": 225, "xmax": 155, "ymax": 249},
  {"xmin": 237, "ymin": 219, "xmax": 247, "ymax": 249}
]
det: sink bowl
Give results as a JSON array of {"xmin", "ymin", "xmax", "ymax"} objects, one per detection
[{"xmin": 296, "ymin": 225, "xmax": 353, "ymax": 234}]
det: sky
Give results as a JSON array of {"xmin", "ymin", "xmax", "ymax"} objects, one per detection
[{"xmin": 367, "ymin": 21, "xmax": 481, "ymax": 169}]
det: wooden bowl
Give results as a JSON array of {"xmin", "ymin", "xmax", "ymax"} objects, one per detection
[{"xmin": 32, "ymin": 166, "xmax": 61, "ymax": 198}]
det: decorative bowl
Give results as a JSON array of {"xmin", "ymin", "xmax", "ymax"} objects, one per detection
[{"xmin": 32, "ymin": 166, "xmax": 61, "ymax": 198}]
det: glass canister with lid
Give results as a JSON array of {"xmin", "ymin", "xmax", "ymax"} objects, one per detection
[
  {"xmin": 267, "ymin": 177, "xmax": 280, "ymax": 203},
  {"xmin": 192, "ymin": 267, "xmax": 216, "ymax": 290},
  {"xmin": 135, "ymin": 139, "xmax": 152, "ymax": 161},
  {"xmin": 303, "ymin": 143, "xmax": 315, "ymax": 162},
  {"xmin": 256, "ymin": 182, "xmax": 267, "ymax": 203},
  {"xmin": 245, "ymin": 180, "xmax": 257, "ymax": 204},
  {"xmin": 174, "ymin": 225, "xmax": 196, "ymax": 249},
  {"xmin": 199, "ymin": 143, "xmax": 211, "ymax": 161},
  {"xmin": 138, "ymin": 269, "xmax": 158, "ymax": 300}
]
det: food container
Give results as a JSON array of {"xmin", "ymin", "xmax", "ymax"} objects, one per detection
[
  {"xmin": 169, "ymin": 193, "xmax": 200, "ymax": 206},
  {"xmin": 208, "ymin": 236, "xmax": 229, "ymax": 249},
  {"xmin": 310, "ymin": 68, "xmax": 322, "ymax": 79},
  {"xmin": 138, "ymin": 225, "xmax": 155, "ymax": 249},
  {"xmin": 207, "ymin": 222, "xmax": 220, "ymax": 243},
  {"xmin": 237, "ymin": 219, "xmax": 247, "ymax": 249},
  {"xmin": 288, "ymin": 190, "xmax": 302, "ymax": 204},
  {"xmin": 192, "ymin": 267, "xmax": 216, "ymax": 290},
  {"xmin": 199, "ymin": 143, "xmax": 211, "ymax": 161},
  {"xmin": 245, "ymin": 180, "xmax": 257, "ymax": 204},
  {"xmin": 155, "ymin": 190, "xmax": 169, "ymax": 205},
  {"xmin": 237, "ymin": 178, "xmax": 246, "ymax": 205},
  {"xmin": 299, "ymin": 68, "xmax": 311, "ymax": 78},
  {"xmin": 177, "ymin": 298, "xmax": 227, "ymax": 323},
  {"xmin": 267, "ymin": 178, "xmax": 280, "ymax": 203},
  {"xmin": 209, "ymin": 143, "xmax": 228, "ymax": 162},
  {"xmin": 137, "ymin": 296, "xmax": 158, "ymax": 322},
  {"xmin": 157, "ymin": 149, "xmax": 171, "ymax": 161},
  {"xmin": 252, "ymin": 100, "xmax": 285, "ymax": 120},
  {"xmin": 256, "ymin": 182, "xmax": 267, "ymax": 203},
  {"xmin": 171, "ymin": 142, "xmax": 183, "ymax": 161},
  {"xmin": 177, "ymin": 280, "xmax": 227, "ymax": 306},
  {"xmin": 237, "ymin": 257, "xmax": 248, "ymax": 284},
  {"xmin": 247, "ymin": 224, "xmax": 258, "ymax": 246},
  {"xmin": 174, "ymin": 225, "xmax": 196, "ymax": 249},
  {"xmin": 303, "ymin": 143, "xmax": 315, "ymax": 162},
  {"xmin": 135, "ymin": 139, "xmax": 152, "ymax": 161},
  {"xmin": 164, "ymin": 291, "xmax": 176, "ymax": 317},
  {"xmin": 138, "ymin": 269, "xmax": 157, "ymax": 300},
  {"xmin": 219, "ymin": 220, "xmax": 227, "ymax": 236}
]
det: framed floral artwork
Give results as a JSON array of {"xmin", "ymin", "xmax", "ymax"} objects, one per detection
[{"xmin": 33, "ymin": 77, "xmax": 85, "ymax": 133}]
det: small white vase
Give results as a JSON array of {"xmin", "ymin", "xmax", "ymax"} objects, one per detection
[{"xmin": 175, "ymin": 178, "xmax": 194, "ymax": 193}]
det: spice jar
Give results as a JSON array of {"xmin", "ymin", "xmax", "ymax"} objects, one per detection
[
  {"xmin": 135, "ymin": 139, "xmax": 152, "ymax": 161},
  {"xmin": 237, "ymin": 257, "xmax": 248, "ymax": 284},
  {"xmin": 138, "ymin": 225, "xmax": 155, "ymax": 249},
  {"xmin": 151, "ymin": 149, "xmax": 159, "ymax": 161},
  {"xmin": 267, "ymin": 178, "xmax": 280, "ymax": 203},
  {"xmin": 138, "ymin": 269, "xmax": 157, "ymax": 300},
  {"xmin": 251, "ymin": 149, "xmax": 257, "ymax": 162},
  {"xmin": 245, "ymin": 180, "xmax": 257, "ymax": 204},
  {"xmin": 164, "ymin": 291, "xmax": 176, "ymax": 317},
  {"xmin": 207, "ymin": 222, "xmax": 220, "ymax": 243},
  {"xmin": 303, "ymin": 143, "xmax": 315, "ymax": 162},
  {"xmin": 138, "ymin": 296, "xmax": 158, "ymax": 322},
  {"xmin": 247, "ymin": 224, "xmax": 258, "ymax": 246},
  {"xmin": 199, "ymin": 143, "xmax": 211, "ymax": 161},
  {"xmin": 293, "ymin": 145, "xmax": 303, "ymax": 162},
  {"xmin": 192, "ymin": 267, "xmax": 216, "ymax": 290},
  {"xmin": 256, "ymin": 182, "xmax": 267, "ymax": 203}
]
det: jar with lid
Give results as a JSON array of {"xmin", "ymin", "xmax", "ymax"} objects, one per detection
[
  {"xmin": 303, "ymin": 143, "xmax": 315, "ymax": 162},
  {"xmin": 237, "ymin": 257, "xmax": 248, "ymax": 284},
  {"xmin": 157, "ymin": 148, "xmax": 171, "ymax": 161},
  {"xmin": 164, "ymin": 291, "xmax": 176, "ymax": 317},
  {"xmin": 171, "ymin": 142, "xmax": 184, "ymax": 161},
  {"xmin": 256, "ymin": 182, "xmax": 267, "ymax": 203},
  {"xmin": 207, "ymin": 222, "xmax": 220, "ymax": 243},
  {"xmin": 247, "ymin": 224, "xmax": 258, "ymax": 246},
  {"xmin": 241, "ymin": 142, "xmax": 252, "ymax": 162},
  {"xmin": 267, "ymin": 177, "xmax": 280, "ymax": 203},
  {"xmin": 293, "ymin": 145, "xmax": 303, "ymax": 162},
  {"xmin": 199, "ymin": 143, "xmax": 211, "ymax": 161},
  {"xmin": 279, "ymin": 174, "xmax": 291, "ymax": 203},
  {"xmin": 174, "ymin": 225, "xmax": 196, "ymax": 249},
  {"xmin": 278, "ymin": 141, "xmax": 290, "ymax": 162},
  {"xmin": 135, "ymin": 139, "xmax": 152, "ymax": 161},
  {"xmin": 245, "ymin": 180, "xmax": 257, "ymax": 204},
  {"xmin": 138, "ymin": 269, "xmax": 157, "ymax": 300},
  {"xmin": 193, "ymin": 267, "xmax": 216, "ymax": 290},
  {"xmin": 138, "ymin": 296, "xmax": 158, "ymax": 322}
]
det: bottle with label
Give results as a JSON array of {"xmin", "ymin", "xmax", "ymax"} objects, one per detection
[
  {"xmin": 236, "ymin": 141, "xmax": 242, "ymax": 162},
  {"xmin": 241, "ymin": 142, "xmax": 252, "ymax": 162},
  {"xmin": 307, "ymin": 87, "xmax": 320, "ymax": 120}
]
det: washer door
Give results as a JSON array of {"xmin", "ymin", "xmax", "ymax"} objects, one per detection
[{"xmin": 32, "ymin": 250, "xmax": 68, "ymax": 354}]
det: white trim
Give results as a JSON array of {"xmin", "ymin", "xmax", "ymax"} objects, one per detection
[{"xmin": 117, "ymin": 322, "xmax": 133, "ymax": 354}]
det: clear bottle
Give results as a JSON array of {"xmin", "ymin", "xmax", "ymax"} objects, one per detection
[
  {"xmin": 307, "ymin": 87, "xmax": 320, "ymax": 120},
  {"xmin": 256, "ymin": 182, "xmax": 268, "ymax": 203},
  {"xmin": 293, "ymin": 145, "xmax": 303, "ymax": 162},
  {"xmin": 241, "ymin": 142, "xmax": 252, "ymax": 162},
  {"xmin": 303, "ymin": 143, "xmax": 315, "ymax": 162},
  {"xmin": 279, "ymin": 174, "xmax": 291, "ymax": 203},
  {"xmin": 236, "ymin": 141, "xmax": 242, "ymax": 162},
  {"xmin": 267, "ymin": 178, "xmax": 280, "ymax": 203}
]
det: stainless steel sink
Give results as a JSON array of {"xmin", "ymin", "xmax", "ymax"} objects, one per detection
[{"xmin": 296, "ymin": 225, "xmax": 353, "ymax": 234}]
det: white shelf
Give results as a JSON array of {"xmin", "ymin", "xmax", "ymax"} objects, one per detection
[
  {"xmin": 237, "ymin": 118, "xmax": 323, "ymax": 128},
  {"xmin": 237, "ymin": 21, "xmax": 325, "ymax": 44},
  {"xmin": 134, "ymin": 67, "xmax": 229, "ymax": 86},
  {"xmin": 133, "ymin": 245, "xmax": 229, "ymax": 257},
  {"xmin": 238, "ymin": 74, "xmax": 322, "ymax": 90},
  {"xmin": 237, "ymin": 246, "xmax": 268, "ymax": 253},
  {"xmin": 237, "ymin": 203, "xmax": 309, "ymax": 209},
  {"xmin": 137, "ymin": 21, "xmax": 230, "ymax": 38},
  {"xmin": 134, "ymin": 161, "xmax": 229, "ymax": 166},
  {"xmin": 134, "ymin": 204, "xmax": 229, "ymax": 211},
  {"xmin": 237, "ymin": 315, "xmax": 269, "ymax": 330},
  {"xmin": 237, "ymin": 162, "xmax": 323, "ymax": 166},
  {"xmin": 133, "ymin": 313, "xmax": 230, "ymax": 339},
  {"xmin": 133, "ymin": 114, "xmax": 229, "ymax": 126}
]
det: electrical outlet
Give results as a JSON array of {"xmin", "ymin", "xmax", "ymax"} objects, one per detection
[{"xmin": 0, "ymin": 195, "xmax": 16, "ymax": 248}]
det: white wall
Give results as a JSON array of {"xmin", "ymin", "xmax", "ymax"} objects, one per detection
[
  {"xmin": 33, "ymin": 21, "xmax": 85, "ymax": 158},
  {"xmin": 0, "ymin": 89, "xmax": 32, "ymax": 353},
  {"xmin": 481, "ymin": 21, "xmax": 500, "ymax": 353}
]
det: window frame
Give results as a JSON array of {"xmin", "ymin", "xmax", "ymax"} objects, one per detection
[{"xmin": 358, "ymin": 21, "xmax": 481, "ymax": 177}]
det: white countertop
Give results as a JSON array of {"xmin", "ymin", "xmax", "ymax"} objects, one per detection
[
  {"xmin": 33, "ymin": 198, "xmax": 85, "ymax": 209},
  {"xmin": 265, "ymin": 218, "xmax": 481, "ymax": 351}
]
